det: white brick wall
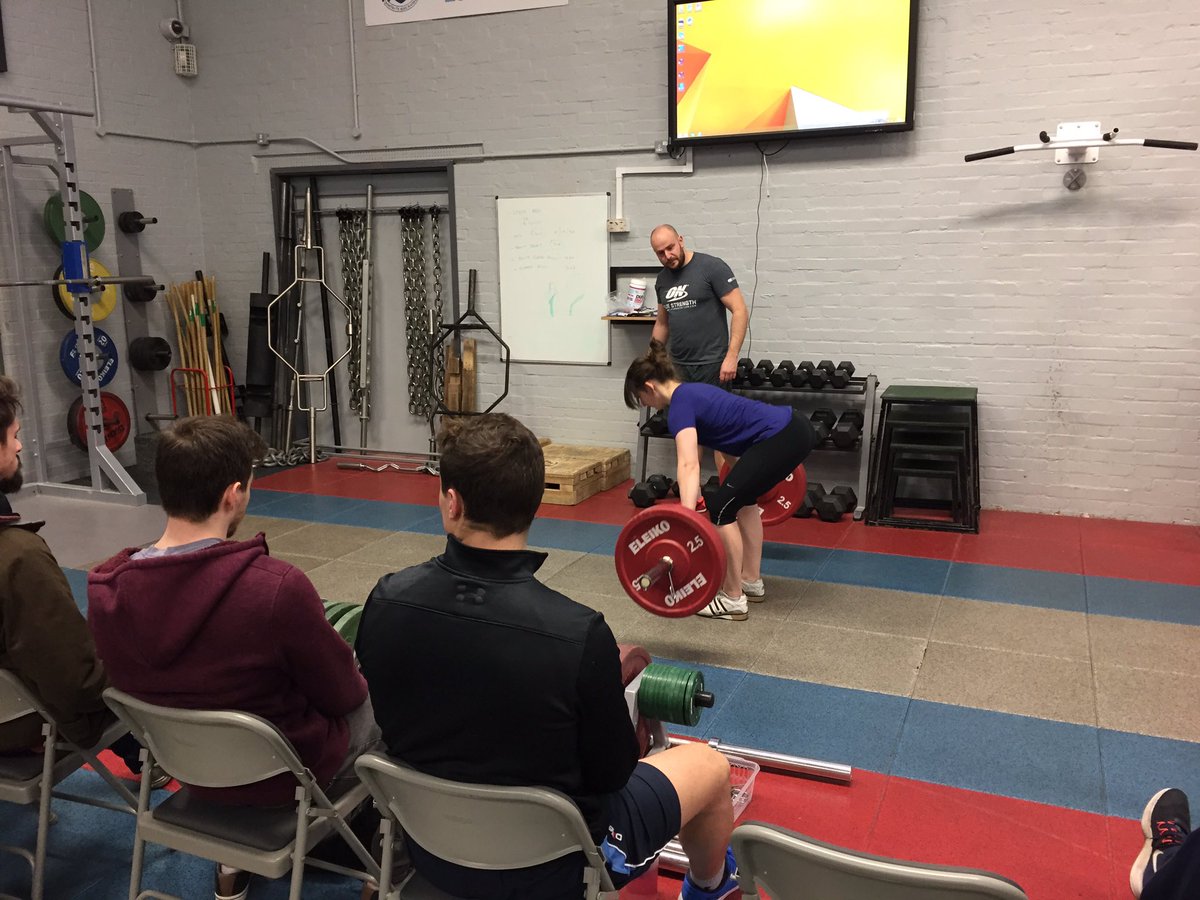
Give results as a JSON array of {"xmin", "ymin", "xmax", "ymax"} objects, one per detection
[{"xmin": 7, "ymin": 0, "xmax": 1198, "ymax": 522}]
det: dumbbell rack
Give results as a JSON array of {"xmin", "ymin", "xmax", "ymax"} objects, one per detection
[{"xmin": 634, "ymin": 375, "xmax": 878, "ymax": 521}]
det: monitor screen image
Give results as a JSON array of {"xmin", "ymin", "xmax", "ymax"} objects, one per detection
[{"xmin": 669, "ymin": 0, "xmax": 918, "ymax": 146}]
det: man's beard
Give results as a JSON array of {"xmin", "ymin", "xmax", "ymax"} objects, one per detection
[{"xmin": 0, "ymin": 460, "xmax": 23, "ymax": 495}]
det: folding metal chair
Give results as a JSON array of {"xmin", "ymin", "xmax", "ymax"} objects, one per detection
[
  {"xmin": 732, "ymin": 821, "xmax": 1029, "ymax": 900},
  {"xmin": 354, "ymin": 751, "xmax": 619, "ymax": 900},
  {"xmin": 0, "ymin": 669, "xmax": 137, "ymax": 900},
  {"xmin": 103, "ymin": 688, "xmax": 379, "ymax": 900}
]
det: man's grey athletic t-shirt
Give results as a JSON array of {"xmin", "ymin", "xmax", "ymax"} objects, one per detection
[{"xmin": 655, "ymin": 252, "xmax": 738, "ymax": 365}]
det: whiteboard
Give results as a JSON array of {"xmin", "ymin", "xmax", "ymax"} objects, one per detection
[{"xmin": 498, "ymin": 194, "xmax": 610, "ymax": 364}]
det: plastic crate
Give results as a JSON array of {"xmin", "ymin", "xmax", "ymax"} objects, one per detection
[{"xmin": 728, "ymin": 755, "xmax": 759, "ymax": 820}]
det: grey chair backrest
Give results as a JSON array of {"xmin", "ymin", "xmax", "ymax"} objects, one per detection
[
  {"xmin": 732, "ymin": 822, "xmax": 1029, "ymax": 900},
  {"xmin": 103, "ymin": 688, "xmax": 302, "ymax": 789},
  {"xmin": 354, "ymin": 751, "xmax": 616, "ymax": 889},
  {"xmin": 0, "ymin": 668, "xmax": 38, "ymax": 725}
]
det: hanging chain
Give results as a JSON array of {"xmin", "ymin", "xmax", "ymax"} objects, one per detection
[
  {"xmin": 337, "ymin": 209, "xmax": 368, "ymax": 416},
  {"xmin": 429, "ymin": 206, "xmax": 446, "ymax": 412},
  {"xmin": 401, "ymin": 208, "xmax": 433, "ymax": 417}
]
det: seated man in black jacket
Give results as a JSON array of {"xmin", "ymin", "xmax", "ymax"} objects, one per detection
[{"xmin": 356, "ymin": 414, "xmax": 739, "ymax": 900}]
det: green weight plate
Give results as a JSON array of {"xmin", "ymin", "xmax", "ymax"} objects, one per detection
[
  {"xmin": 43, "ymin": 191, "xmax": 106, "ymax": 251},
  {"xmin": 322, "ymin": 600, "xmax": 354, "ymax": 625},
  {"xmin": 334, "ymin": 605, "xmax": 365, "ymax": 646}
]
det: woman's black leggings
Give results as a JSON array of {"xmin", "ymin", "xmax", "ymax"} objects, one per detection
[{"xmin": 708, "ymin": 412, "xmax": 816, "ymax": 527}]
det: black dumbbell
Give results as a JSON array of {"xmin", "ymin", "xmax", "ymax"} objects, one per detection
[
  {"xmin": 832, "ymin": 409, "xmax": 865, "ymax": 450},
  {"xmin": 642, "ymin": 411, "xmax": 669, "ymax": 436},
  {"xmin": 629, "ymin": 473, "xmax": 675, "ymax": 508},
  {"xmin": 701, "ymin": 474, "xmax": 722, "ymax": 510},
  {"xmin": 807, "ymin": 363, "xmax": 829, "ymax": 389},
  {"xmin": 734, "ymin": 357, "xmax": 754, "ymax": 386},
  {"xmin": 810, "ymin": 409, "xmax": 836, "ymax": 442},
  {"xmin": 791, "ymin": 361, "xmax": 816, "ymax": 388},
  {"xmin": 794, "ymin": 483, "xmax": 822, "ymax": 518},
  {"xmin": 748, "ymin": 359, "xmax": 775, "ymax": 387},
  {"xmin": 770, "ymin": 360, "xmax": 796, "ymax": 388},
  {"xmin": 815, "ymin": 486, "xmax": 858, "ymax": 522},
  {"xmin": 828, "ymin": 361, "xmax": 857, "ymax": 389}
]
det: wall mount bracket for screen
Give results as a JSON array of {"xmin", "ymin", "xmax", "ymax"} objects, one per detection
[{"xmin": 964, "ymin": 121, "xmax": 1196, "ymax": 188}]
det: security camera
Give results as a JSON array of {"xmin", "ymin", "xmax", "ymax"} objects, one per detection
[{"xmin": 159, "ymin": 18, "xmax": 189, "ymax": 40}]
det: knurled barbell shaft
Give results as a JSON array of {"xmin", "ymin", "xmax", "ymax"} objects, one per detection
[{"xmin": 633, "ymin": 556, "xmax": 674, "ymax": 591}]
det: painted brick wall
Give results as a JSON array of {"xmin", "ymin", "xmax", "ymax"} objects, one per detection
[
  {"xmin": 0, "ymin": 0, "xmax": 206, "ymax": 485},
  {"xmin": 13, "ymin": 0, "xmax": 1196, "ymax": 521}
]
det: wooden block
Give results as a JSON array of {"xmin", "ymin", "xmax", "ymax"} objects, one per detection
[
  {"xmin": 541, "ymin": 446, "xmax": 605, "ymax": 506},
  {"xmin": 551, "ymin": 444, "xmax": 631, "ymax": 491}
]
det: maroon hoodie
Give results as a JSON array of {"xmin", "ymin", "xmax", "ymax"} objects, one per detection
[{"xmin": 88, "ymin": 534, "xmax": 367, "ymax": 806}]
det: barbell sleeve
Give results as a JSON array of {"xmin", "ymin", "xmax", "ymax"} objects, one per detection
[
  {"xmin": 633, "ymin": 556, "xmax": 673, "ymax": 591},
  {"xmin": 669, "ymin": 735, "xmax": 853, "ymax": 783}
]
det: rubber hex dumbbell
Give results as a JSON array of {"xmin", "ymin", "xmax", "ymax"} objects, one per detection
[
  {"xmin": 807, "ymin": 363, "xmax": 829, "ymax": 389},
  {"xmin": 828, "ymin": 361, "xmax": 856, "ymax": 389},
  {"xmin": 810, "ymin": 409, "xmax": 836, "ymax": 443},
  {"xmin": 734, "ymin": 358, "xmax": 754, "ymax": 386},
  {"xmin": 748, "ymin": 359, "xmax": 775, "ymax": 387},
  {"xmin": 770, "ymin": 360, "xmax": 796, "ymax": 388},
  {"xmin": 832, "ymin": 409, "xmax": 865, "ymax": 450},
  {"xmin": 629, "ymin": 474, "xmax": 675, "ymax": 508},
  {"xmin": 799, "ymin": 483, "xmax": 826, "ymax": 517},
  {"xmin": 700, "ymin": 475, "xmax": 722, "ymax": 510},
  {"xmin": 791, "ymin": 361, "xmax": 816, "ymax": 388},
  {"xmin": 642, "ymin": 411, "xmax": 669, "ymax": 436},
  {"xmin": 815, "ymin": 486, "xmax": 858, "ymax": 522}
]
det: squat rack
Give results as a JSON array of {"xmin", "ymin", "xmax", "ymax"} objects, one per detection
[{"xmin": 0, "ymin": 94, "xmax": 156, "ymax": 504}]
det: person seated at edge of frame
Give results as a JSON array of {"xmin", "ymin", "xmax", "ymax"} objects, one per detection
[
  {"xmin": 0, "ymin": 374, "xmax": 157, "ymax": 786},
  {"xmin": 355, "ymin": 413, "xmax": 742, "ymax": 900},
  {"xmin": 87, "ymin": 415, "xmax": 382, "ymax": 900}
]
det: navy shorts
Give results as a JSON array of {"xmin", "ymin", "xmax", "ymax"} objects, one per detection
[{"xmin": 599, "ymin": 761, "xmax": 683, "ymax": 886}]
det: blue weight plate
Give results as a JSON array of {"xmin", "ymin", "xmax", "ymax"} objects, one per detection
[{"xmin": 60, "ymin": 327, "xmax": 118, "ymax": 387}]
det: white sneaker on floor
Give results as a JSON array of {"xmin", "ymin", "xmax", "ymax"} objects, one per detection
[
  {"xmin": 741, "ymin": 578, "xmax": 765, "ymax": 600},
  {"xmin": 696, "ymin": 591, "xmax": 749, "ymax": 621}
]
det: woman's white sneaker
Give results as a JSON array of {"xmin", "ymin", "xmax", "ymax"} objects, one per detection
[
  {"xmin": 696, "ymin": 591, "xmax": 749, "ymax": 620},
  {"xmin": 741, "ymin": 579, "xmax": 765, "ymax": 600}
]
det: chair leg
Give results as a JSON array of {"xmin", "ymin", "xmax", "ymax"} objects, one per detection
[
  {"xmin": 128, "ymin": 748, "xmax": 156, "ymax": 900},
  {"xmin": 378, "ymin": 817, "xmax": 394, "ymax": 900},
  {"xmin": 289, "ymin": 789, "xmax": 313, "ymax": 900},
  {"xmin": 33, "ymin": 724, "xmax": 58, "ymax": 900}
]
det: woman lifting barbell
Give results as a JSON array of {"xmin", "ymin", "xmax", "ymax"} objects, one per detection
[{"xmin": 624, "ymin": 341, "xmax": 817, "ymax": 620}]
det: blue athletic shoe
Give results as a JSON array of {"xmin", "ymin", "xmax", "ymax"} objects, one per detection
[{"xmin": 679, "ymin": 846, "xmax": 740, "ymax": 900}]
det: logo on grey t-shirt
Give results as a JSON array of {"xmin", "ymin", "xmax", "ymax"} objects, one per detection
[{"xmin": 664, "ymin": 284, "xmax": 696, "ymax": 310}]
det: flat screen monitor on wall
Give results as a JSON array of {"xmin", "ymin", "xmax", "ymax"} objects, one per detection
[{"xmin": 668, "ymin": 0, "xmax": 918, "ymax": 147}]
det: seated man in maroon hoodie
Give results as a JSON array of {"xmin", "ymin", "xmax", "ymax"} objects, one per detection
[{"xmin": 88, "ymin": 416, "xmax": 379, "ymax": 900}]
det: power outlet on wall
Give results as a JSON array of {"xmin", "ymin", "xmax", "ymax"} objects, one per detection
[{"xmin": 607, "ymin": 218, "xmax": 630, "ymax": 233}]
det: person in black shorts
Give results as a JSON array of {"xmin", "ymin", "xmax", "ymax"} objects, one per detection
[
  {"xmin": 625, "ymin": 341, "xmax": 817, "ymax": 621},
  {"xmin": 355, "ymin": 414, "xmax": 742, "ymax": 900},
  {"xmin": 650, "ymin": 225, "xmax": 747, "ymax": 389}
]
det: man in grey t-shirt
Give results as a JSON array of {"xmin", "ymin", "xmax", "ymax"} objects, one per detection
[{"xmin": 650, "ymin": 224, "xmax": 748, "ymax": 387}]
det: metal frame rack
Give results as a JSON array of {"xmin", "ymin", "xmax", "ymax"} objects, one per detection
[{"xmin": 0, "ymin": 94, "xmax": 153, "ymax": 505}]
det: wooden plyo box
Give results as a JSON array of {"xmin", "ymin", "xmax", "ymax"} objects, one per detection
[
  {"xmin": 552, "ymin": 444, "xmax": 631, "ymax": 491},
  {"xmin": 541, "ymin": 446, "xmax": 606, "ymax": 506}
]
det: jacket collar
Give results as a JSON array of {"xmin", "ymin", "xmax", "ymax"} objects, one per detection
[
  {"xmin": 0, "ymin": 493, "xmax": 44, "ymax": 533},
  {"xmin": 439, "ymin": 533, "xmax": 547, "ymax": 581}
]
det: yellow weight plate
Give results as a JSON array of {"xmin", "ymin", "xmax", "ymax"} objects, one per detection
[{"xmin": 52, "ymin": 259, "xmax": 118, "ymax": 321}]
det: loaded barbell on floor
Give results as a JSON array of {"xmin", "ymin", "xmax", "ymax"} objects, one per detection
[{"xmin": 616, "ymin": 464, "xmax": 807, "ymax": 617}]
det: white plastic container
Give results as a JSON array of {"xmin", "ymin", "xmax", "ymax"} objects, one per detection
[{"xmin": 626, "ymin": 278, "xmax": 648, "ymax": 311}]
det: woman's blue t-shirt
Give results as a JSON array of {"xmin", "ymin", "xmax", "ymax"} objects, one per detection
[{"xmin": 666, "ymin": 383, "xmax": 792, "ymax": 457}]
